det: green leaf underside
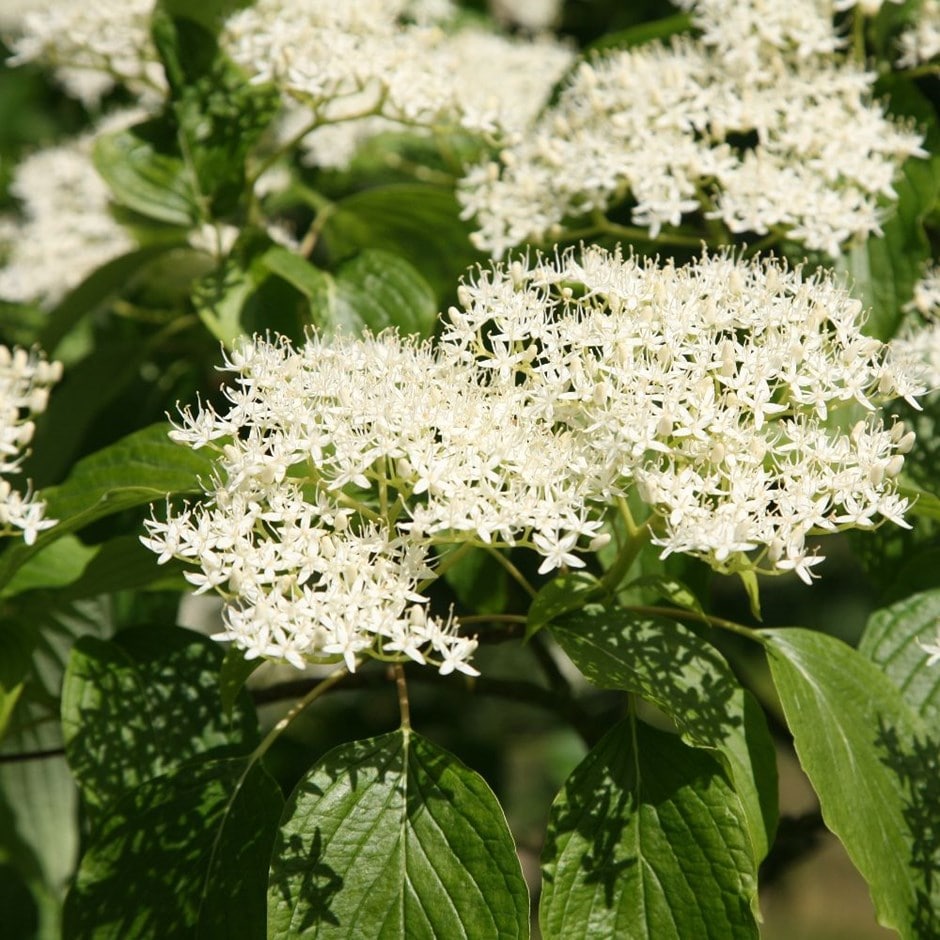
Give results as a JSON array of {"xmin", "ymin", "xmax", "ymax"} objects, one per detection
[
  {"xmin": 268, "ymin": 729, "xmax": 529, "ymax": 940},
  {"xmin": 552, "ymin": 606, "xmax": 777, "ymax": 866},
  {"xmin": 860, "ymin": 588, "xmax": 940, "ymax": 724},
  {"xmin": 540, "ymin": 717, "xmax": 758, "ymax": 940},
  {"xmin": 0, "ymin": 423, "xmax": 215, "ymax": 591},
  {"xmin": 61, "ymin": 626, "xmax": 258, "ymax": 812},
  {"xmin": 764, "ymin": 628, "xmax": 940, "ymax": 938},
  {"xmin": 63, "ymin": 758, "xmax": 282, "ymax": 940}
]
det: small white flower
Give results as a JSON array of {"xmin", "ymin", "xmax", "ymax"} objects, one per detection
[
  {"xmin": 0, "ymin": 345, "xmax": 61, "ymax": 543},
  {"xmin": 918, "ymin": 628, "xmax": 940, "ymax": 667}
]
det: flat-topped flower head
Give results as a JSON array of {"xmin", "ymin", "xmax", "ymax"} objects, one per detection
[
  {"xmin": 0, "ymin": 116, "xmax": 140, "ymax": 307},
  {"xmin": 0, "ymin": 345, "xmax": 62, "ymax": 544},
  {"xmin": 145, "ymin": 330, "xmax": 594, "ymax": 675},
  {"xmin": 443, "ymin": 247, "xmax": 923, "ymax": 582},
  {"xmin": 888, "ymin": 264, "xmax": 940, "ymax": 394},
  {"xmin": 459, "ymin": 4, "xmax": 924, "ymax": 257},
  {"xmin": 4, "ymin": 0, "xmax": 164, "ymax": 105},
  {"xmin": 897, "ymin": 0, "xmax": 940, "ymax": 68},
  {"xmin": 221, "ymin": 0, "xmax": 572, "ymax": 160}
]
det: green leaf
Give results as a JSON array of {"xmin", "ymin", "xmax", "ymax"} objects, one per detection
[
  {"xmin": 61, "ymin": 625, "xmax": 258, "ymax": 813},
  {"xmin": 764, "ymin": 628, "xmax": 940, "ymax": 937},
  {"xmin": 55, "ymin": 535, "xmax": 187, "ymax": 600},
  {"xmin": 0, "ymin": 598, "xmax": 116, "ymax": 934},
  {"xmin": 585, "ymin": 12, "xmax": 693, "ymax": 54},
  {"xmin": 262, "ymin": 247, "xmax": 438, "ymax": 338},
  {"xmin": 540, "ymin": 717, "xmax": 758, "ymax": 940},
  {"xmin": 192, "ymin": 253, "xmax": 260, "ymax": 344},
  {"xmin": 332, "ymin": 250, "xmax": 438, "ymax": 338},
  {"xmin": 93, "ymin": 124, "xmax": 199, "ymax": 227},
  {"xmin": 268, "ymin": 729, "xmax": 529, "ymax": 939},
  {"xmin": 260, "ymin": 246, "xmax": 331, "ymax": 305},
  {"xmin": 620, "ymin": 574, "xmax": 704, "ymax": 615},
  {"xmin": 63, "ymin": 757, "xmax": 283, "ymax": 940},
  {"xmin": 39, "ymin": 246, "xmax": 184, "ymax": 353},
  {"xmin": 1, "ymin": 699, "xmax": 79, "ymax": 938},
  {"xmin": 859, "ymin": 588, "xmax": 940, "ymax": 724},
  {"xmin": 0, "ymin": 423, "xmax": 215, "ymax": 591},
  {"xmin": 219, "ymin": 646, "xmax": 263, "ymax": 719},
  {"xmin": 321, "ymin": 184, "xmax": 483, "ymax": 302},
  {"xmin": 0, "ymin": 684, "xmax": 23, "ymax": 741},
  {"xmin": 442, "ymin": 547, "xmax": 510, "ymax": 618},
  {"xmin": 526, "ymin": 572, "xmax": 602, "ymax": 639},
  {"xmin": 0, "ymin": 536, "xmax": 98, "ymax": 599},
  {"xmin": 552, "ymin": 606, "xmax": 777, "ymax": 865}
]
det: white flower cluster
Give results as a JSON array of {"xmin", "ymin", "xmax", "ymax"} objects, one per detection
[
  {"xmin": 459, "ymin": 4, "xmax": 925, "ymax": 257},
  {"xmin": 0, "ymin": 123, "xmax": 136, "ymax": 307},
  {"xmin": 145, "ymin": 248, "xmax": 922, "ymax": 674},
  {"xmin": 0, "ymin": 345, "xmax": 61, "ymax": 545},
  {"xmin": 4, "ymin": 0, "xmax": 164, "ymax": 106},
  {"xmin": 832, "ymin": 0, "xmax": 904, "ymax": 13},
  {"xmin": 489, "ymin": 0, "xmax": 563, "ymax": 32},
  {"xmin": 444, "ymin": 247, "xmax": 921, "ymax": 583},
  {"xmin": 221, "ymin": 0, "xmax": 573, "ymax": 147},
  {"xmin": 897, "ymin": 0, "xmax": 940, "ymax": 69},
  {"xmin": 889, "ymin": 265, "xmax": 940, "ymax": 393}
]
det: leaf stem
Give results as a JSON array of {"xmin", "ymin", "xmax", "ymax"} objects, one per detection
[
  {"xmin": 624, "ymin": 603, "xmax": 765, "ymax": 644},
  {"xmin": 484, "ymin": 545, "xmax": 537, "ymax": 598},
  {"xmin": 394, "ymin": 664, "xmax": 411, "ymax": 730},
  {"xmin": 600, "ymin": 510, "xmax": 654, "ymax": 593},
  {"xmin": 250, "ymin": 663, "xmax": 350, "ymax": 762}
]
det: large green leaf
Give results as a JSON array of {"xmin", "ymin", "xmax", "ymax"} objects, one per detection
[
  {"xmin": 61, "ymin": 626, "xmax": 258, "ymax": 813},
  {"xmin": 93, "ymin": 125, "xmax": 199, "ymax": 227},
  {"xmin": 540, "ymin": 717, "xmax": 758, "ymax": 939},
  {"xmin": 192, "ymin": 252, "xmax": 260, "ymax": 344},
  {"xmin": 0, "ymin": 423, "xmax": 215, "ymax": 591},
  {"xmin": 859, "ymin": 588, "xmax": 940, "ymax": 724},
  {"xmin": 764, "ymin": 628, "xmax": 940, "ymax": 938},
  {"xmin": 63, "ymin": 757, "xmax": 282, "ymax": 940},
  {"xmin": 331, "ymin": 250, "xmax": 438, "ymax": 338},
  {"xmin": 552, "ymin": 606, "xmax": 777, "ymax": 866},
  {"xmin": 268, "ymin": 729, "xmax": 529, "ymax": 939},
  {"xmin": 0, "ymin": 536, "xmax": 98, "ymax": 599},
  {"xmin": 321, "ymin": 184, "xmax": 483, "ymax": 302},
  {"xmin": 53, "ymin": 535, "xmax": 187, "ymax": 601}
]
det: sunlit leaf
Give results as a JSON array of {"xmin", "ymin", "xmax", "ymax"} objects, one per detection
[
  {"xmin": 268, "ymin": 729, "xmax": 529, "ymax": 939},
  {"xmin": 541, "ymin": 717, "xmax": 758, "ymax": 939},
  {"xmin": 552, "ymin": 605, "xmax": 777, "ymax": 865},
  {"xmin": 0, "ymin": 424, "xmax": 215, "ymax": 591},
  {"xmin": 859, "ymin": 588, "xmax": 940, "ymax": 723},
  {"xmin": 765, "ymin": 628, "xmax": 940, "ymax": 938}
]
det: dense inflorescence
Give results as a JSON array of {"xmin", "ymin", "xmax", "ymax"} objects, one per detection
[{"xmin": 144, "ymin": 248, "xmax": 923, "ymax": 674}]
